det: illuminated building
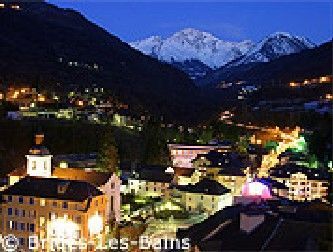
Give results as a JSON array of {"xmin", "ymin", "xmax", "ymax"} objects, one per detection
[
  {"xmin": 177, "ymin": 178, "xmax": 233, "ymax": 215},
  {"xmin": 53, "ymin": 167, "xmax": 121, "ymax": 222},
  {"xmin": 168, "ymin": 142, "xmax": 233, "ymax": 169},
  {"xmin": 126, "ymin": 166, "xmax": 173, "ymax": 197},
  {"xmin": 8, "ymin": 135, "xmax": 121, "ymax": 222},
  {"xmin": 191, "ymin": 151, "xmax": 249, "ymax": 196},
  {"xmin": 0, "ymin": 176, "xmax": 107, "ymax": 251},
  {"xmin": 270, "ymin": 164, "xmax": 330, "ymax": 202}
]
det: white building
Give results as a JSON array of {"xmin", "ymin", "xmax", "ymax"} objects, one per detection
[{"xmin": 177, "ymin": 178, "xmax": 233, "ymax": 215}]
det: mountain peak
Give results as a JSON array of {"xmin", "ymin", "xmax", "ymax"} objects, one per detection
[
  {"xmin": 130, "ymin": 28, "xmax": 253, "ymax": 69},
  {"xmin": 227, "ymin": 32, "xmax": 315, "ymax": 66}
]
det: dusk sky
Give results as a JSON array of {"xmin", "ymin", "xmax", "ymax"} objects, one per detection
[{"xmin": 49, "ymin": 1, "xmax": 332, "ymax": 44}]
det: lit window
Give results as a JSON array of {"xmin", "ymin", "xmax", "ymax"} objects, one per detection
[
  {"xmin": 40, "ymin": 199, "xmax": 46, "ymax": 207},
  {"xmin": 31, "ymin": 161, "xmax": 37, "ymax": 170}
]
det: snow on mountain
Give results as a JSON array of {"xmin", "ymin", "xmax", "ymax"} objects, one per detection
[
  {"xmin": 130, "ymin": 28, "xmax": 254, "ymax": 69},
  {"xmin": 227, "ymin": 32, "xmax": 315, "ymax": 67}
]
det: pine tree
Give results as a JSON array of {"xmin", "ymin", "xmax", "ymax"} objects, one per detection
[{"xmin": 97, "ymin": 123, "xmax": 119, "ymax": 173}]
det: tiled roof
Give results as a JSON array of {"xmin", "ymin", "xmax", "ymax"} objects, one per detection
[
  {"xmin": 270, "ymin": 164, "xmax": 330, "ymax": 180},
  {"xmin": 2, "ymin": 176, "xmax": 103, "ymax": 201},
  {"xmin": 130, "ymin": 165, "xmax": 173, "ymax": 183},
  {"xmin": 53, "ymin": 167, "xmax": 113, "ymax": 187},
  {"xmin": 177, "ymin": 178, "xmax": 231, "ymax": 195}
]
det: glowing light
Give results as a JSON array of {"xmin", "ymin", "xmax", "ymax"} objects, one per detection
[
  {"xmin": 325, "ymin": 93, "xmax": 333, "ymax": 100},
  {"xmin": 165, "ymin": 166, "xmax": 174, "ymax": 174},
  {"xmin": 88, "ymin": 212, "xmax": 103, "ymax": 235},
  {"xmin": 59, "ymin": 161, "xmax": 68, "ymax": 169},
  {"xmin": 47, "ymin": 216, "xmax": 79, "ymax": 247},
  {"xmin": 242, "ymin": 181, "xmax": 272, "ymax": 199}
]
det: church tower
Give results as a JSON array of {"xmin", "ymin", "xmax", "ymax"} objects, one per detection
[{"xmin": 26, "ymin": 133, "xmax": 52, "ymax": 178}]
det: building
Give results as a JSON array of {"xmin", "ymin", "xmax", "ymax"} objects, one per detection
[
  {"xmin": 177, "ymin": 178, "xmax": 233, "ymax": 215},
  {"xmin": 53, "ymin": 167, "xmax": 121, "ymax": 222},
  {"xmin": 7, "ymin": 134, "xmax": 121, "ymax": 222},
  {"xmin": 270, "ymin": 164, "xmax": 330, "ymax": 202},
  {"xmin": 168, "ymin": 142, "xmax": 233, "ymax": 169},
  {"xmin": 177, "ymin": 200, "xmax": 332, "ymax": 251},
  {"xmin": 192, "ymin": 151, "xmax": 249, "ymax": 196},
  {"xmin": 0, "ymin": 176, "xmax": 107, "ymax": 251},
  {"xmin": 126, "ymin": 166, "xmax": 173, "ymax": 197}
]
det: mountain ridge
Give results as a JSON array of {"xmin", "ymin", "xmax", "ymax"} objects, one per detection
[
  {"xmin": 0, "ymin": 1, "xmax": 214, "ymax": 123},
  {"xmin": 131, "ymin": 29, "xmax": 314, "ymax": 80}
]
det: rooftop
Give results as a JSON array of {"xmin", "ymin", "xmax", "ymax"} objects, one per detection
[
  {"xmin": 177, "ymin": 178, "xmax": 231, "ymax": 195},
  {"xmin": 1, "ymin": 176, "xmax": 103, "ymax": 202},
  {"xmin": 270, "ymin": 164, "xmax": 331, "ymax": 180}
]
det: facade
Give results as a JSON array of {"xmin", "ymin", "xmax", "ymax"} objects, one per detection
[
  {"xmin": 177, "ymin": 178, "xmax": 233, "ymax": 215},
  {"xmin": 168, "ymin": 143, "xmax": 232, "ymax": 168},
  {"xmin": 6, "ymin": 134, "xmax": 121, "ymax": 223},
  {"xmin": 53, "ymin": 168, "xmax": 121, "ymax": 222},
  {"xmin": 192, "ymin": 151, "xmax": 249, "ymax": 196},
  {"xmin": 126, "ymin": 167, "xmax": 173, "ymax": 197},
  {"xmin": 270, "ymin": 164, "xmax": 330, "ymax": 202},
  {"xmin": 0, "ymin": 177, "xmax": 107, "ymax": 251}
]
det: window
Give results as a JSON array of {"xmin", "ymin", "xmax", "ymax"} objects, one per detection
[
  {"xmin": 7, "ymin": 196, "xmax": 12, "ymax": 202},
  {"xmin": 110, "ymin": 196, "xmax": 114, "ymax": 211},
  {"xmin": 20, "ymin": 223, "xmax": 25, "ymax": 231},
  {"xmin": 29, "ymin": 223, "xmax": 35, "ymax": 232},
  {"xmin": 63, "ymin": 202, "xmax": 68, "ymax": 209},
  {"xmin": 40, "ymin": 199, "xmax": 46, "ymax": 207},
  {"xmin": 19, "ymin": 196, "xmax": 24, "ymax": 204},
  {"xmin": 8, "ymin": 208, "xmax": 12, "ymax": 216},
  {"xmin": 31, "ymin": 161, "xmax": 37, "ymax": 170},
  {"xmin": 19, "ymin": 238, "xmax": 25, "ymax": 246},
  {"xmin": 53, "ymin": 201, "xmax": 57, "ymax": 208},
  {"xmin": 29, "ymin": 198, "xmax": 34, "ymax": 205}
]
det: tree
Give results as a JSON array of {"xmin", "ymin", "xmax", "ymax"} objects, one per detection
[{"xmin": 97, "ymin": 123, "xmax": 119, "ymax": 173}]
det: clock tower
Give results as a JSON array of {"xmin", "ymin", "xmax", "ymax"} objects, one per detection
[{"xmin": 26, "ymin": 133, "xmax": 52, "ymax": 178}]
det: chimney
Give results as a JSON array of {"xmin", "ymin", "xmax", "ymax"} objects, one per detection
[
  {"xmin": 35, "ymin": 133, "xmax": 44, "ymax": 145},
  {"xmin": 240, "ymin": 211, "xmax": 265, "ymax": 234}
]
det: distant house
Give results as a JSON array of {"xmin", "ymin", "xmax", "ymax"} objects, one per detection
[
  {"xmin": 270, "ymin": 164, "xmax": 330, "ymax": 202},
  {"xmin": 126, "ymin": 165, "xmax": 173, "ymax": 197},
  {"xmin": 168, "ymin": 142, "xmax": 233, "ymax": 169},
  {"xmin": 192, "ymin": 151, "xmax": 250, "ymax": 196},
  {"xmin": 177, "ymin": 178, "xmax": 233, "ymax": 215}
]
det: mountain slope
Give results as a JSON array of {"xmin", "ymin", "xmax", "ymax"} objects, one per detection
[
  {"xmin": 198, "ymin": 40, "xmax": 332, "ymax": 86},
  {"xmin": 0, "ymin": 1, "xmax": 212, "ymax": 123},
  {"xmin": 227, "ymin": 32, "xmax": 315, "ymax": 67},
  {"xmin": 130, "ymin": 28, "xmax": 253, "ymax": 78}
]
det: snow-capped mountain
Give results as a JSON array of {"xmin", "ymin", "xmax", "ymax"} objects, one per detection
[
  {"xmin": 130, "ymin": 28, "xmax": 253, "ymax": 69},
  {"xmin": 227, "ymin": 32, "xmax": 315, "ymax": 67},
  {"xmin": 130, "ymin": 29, "xmax": 315, "ymax": 80}
]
